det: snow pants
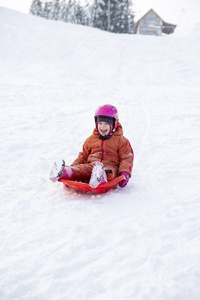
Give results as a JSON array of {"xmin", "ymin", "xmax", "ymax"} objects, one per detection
[{"xmin": 70, "ymin": 163, "xmax": 117, "ymax": 182}]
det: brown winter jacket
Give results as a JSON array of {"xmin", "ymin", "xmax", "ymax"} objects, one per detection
[{"xmin": 71, "ymin": 123, "xmax": 134, "ymax": 179}]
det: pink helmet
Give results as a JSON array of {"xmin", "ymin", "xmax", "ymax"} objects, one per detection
[{"xmin": 94, "ymin": 104, "xmax": 119, "ymax": 131}]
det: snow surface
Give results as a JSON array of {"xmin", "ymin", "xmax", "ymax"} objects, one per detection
[{"xmin": 0, "ymin": 4, "xmax": 200, "ymax": 300}]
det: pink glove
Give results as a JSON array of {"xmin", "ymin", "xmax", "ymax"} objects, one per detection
[{"xmin": 119, "ymin": 172, "xmax": 130, "ymax": 188}]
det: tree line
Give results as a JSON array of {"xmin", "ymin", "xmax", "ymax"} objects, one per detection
[{"xmin": 30, "ymin": 0, "xmax": 135, "ymax": 34}]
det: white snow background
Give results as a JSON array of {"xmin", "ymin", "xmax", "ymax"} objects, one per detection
[{"xmin": 0, "ymin": 1, "xmax": 200, "ymax": 299}]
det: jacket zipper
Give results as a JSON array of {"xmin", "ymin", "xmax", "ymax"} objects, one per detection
[{"xmin": 101, "ymin": 140, "xmax": 104, "ymax": 162}]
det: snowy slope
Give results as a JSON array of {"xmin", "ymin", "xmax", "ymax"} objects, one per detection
[{"xmin": 0, "ymin": 5, "xmax": 200, "ymax": 300}]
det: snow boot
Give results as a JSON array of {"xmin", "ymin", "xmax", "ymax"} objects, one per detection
[
  {"xmin": 49, "ymin": 160, "xmax": 74, "ymax": 182},
  {"xmin": 49, "ymin": 159, "xmax": 65, "ymax": 182},
  {"xmin": 89, "ymin": 162, "xmax": 107, "ymax": 188}
]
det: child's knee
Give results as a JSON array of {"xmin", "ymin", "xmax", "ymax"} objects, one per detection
[{"xmin": 104, "ymin": 167, "xmax": 117, "ymax": 180}]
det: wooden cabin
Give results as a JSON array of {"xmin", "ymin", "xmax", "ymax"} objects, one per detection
[{"xmin": 135, "ymin": 9, "xmax": 177, "ymax": 36}]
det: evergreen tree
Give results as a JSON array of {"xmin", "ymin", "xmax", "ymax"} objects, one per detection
[
  {"xmin": 43, "ymin": 1, "xmax": 52, "ymax": 19},
  {"xmin": 66, "ymin": 0, "xmax": 76, "ymax": 23},
  {"xmin": 30, "ymin": 0, "xmax": 43, "ymax": 17},
  {"xmin": 91, "ymin": 0, "xmax": 108, "ymax": 31},
  {"xmin": 127, "ymin": 0, "xmax": 135, "ymax": 34},
  {"xmin": 49, "ymin": 0, "xmax": 60, "ymax": 20},
  {"xmin": 30, "ymin": 0, "xmax": 135, "ymax": 33},
  {"xmin": 113, "ymin": 1, "xmax": 128, "ymax": 33},
  {"xmin": 58, "ymin": 0, "xmax": 68, "ymax": 21},
  {"xmin": 74, "ymin": 1, "xmax": 88, "ymax": 25},
  {"xmin": 91, "ymin": 0, "xmax": 134, "ymax": 33},
  {"xmin": 109, "ymin": 0, "xmax": 117, "ymax": 32}
]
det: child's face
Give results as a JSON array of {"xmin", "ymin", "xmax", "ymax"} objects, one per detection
[{"xmin": 98, "ymin": 122, "xmax": 111, "ymax": 136}]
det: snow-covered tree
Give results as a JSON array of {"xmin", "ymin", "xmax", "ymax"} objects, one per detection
[
  {"xmin": 90, "ymin": 0, "xmax": 134, "ymax": 33},
  {"xmin": 48, "ymin": 0, "xmax": 60, "ymax": 20},
  {"xmin": 58, "ymin": 0, "xmax": 68, "ymax": 21},
  {"xmin": 30, "ymin": 0, "xmax": 135, "ymax": 33},
  {"xmin": 109, "ymin": 0, "xmax": 135, "ymax": 33},
  {"xmin": 43, "ymin": 1, "xmax": 52, "ymax": 19},
  {"xmin": 112, "ymin": 1, "xmax": 128, "ymax": 33},
  {"xmin": 65, "ymin": 0, "xmax": 76, "ymax": 23},
  {"xmin": 74, "ymin": 1, "xmax": 88, "ymax": 25},
  {"xmin": 91, "ymin": 0, "xmax": 107, "ymax": 31},
  {"xmin": 30, "ymin": 0, "xmax": 43, "ymax": 17}
]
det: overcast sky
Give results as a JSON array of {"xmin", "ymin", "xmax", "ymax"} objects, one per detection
[
  {"xmin": 0, "ymin": 0, "xmax": 198, "ymax": 25},
  {"xmin": 0, "ymin": 0, "xmax": 32, "ymax": 14},
  {"xmin": 0, "ymin": 0, "xmax": 167, "ymax": 15}
]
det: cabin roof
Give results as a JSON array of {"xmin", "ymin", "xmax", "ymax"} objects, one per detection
[
  {"xmin": 135, "ymin": 8, "xmax": 177, "ymax": 34},
  {"xmin": 135, "ymin": 7, "xmax": 177, "ymax": 24}
]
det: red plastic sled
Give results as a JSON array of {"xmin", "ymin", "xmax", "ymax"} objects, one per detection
[{"xmin": 59, "ymin": 175, "xmax": 125, "ymax": 194}]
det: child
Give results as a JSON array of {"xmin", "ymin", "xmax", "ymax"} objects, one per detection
[{"xmin": 50, "ymin": 104, "xmax": 134, "ymax": 188}]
